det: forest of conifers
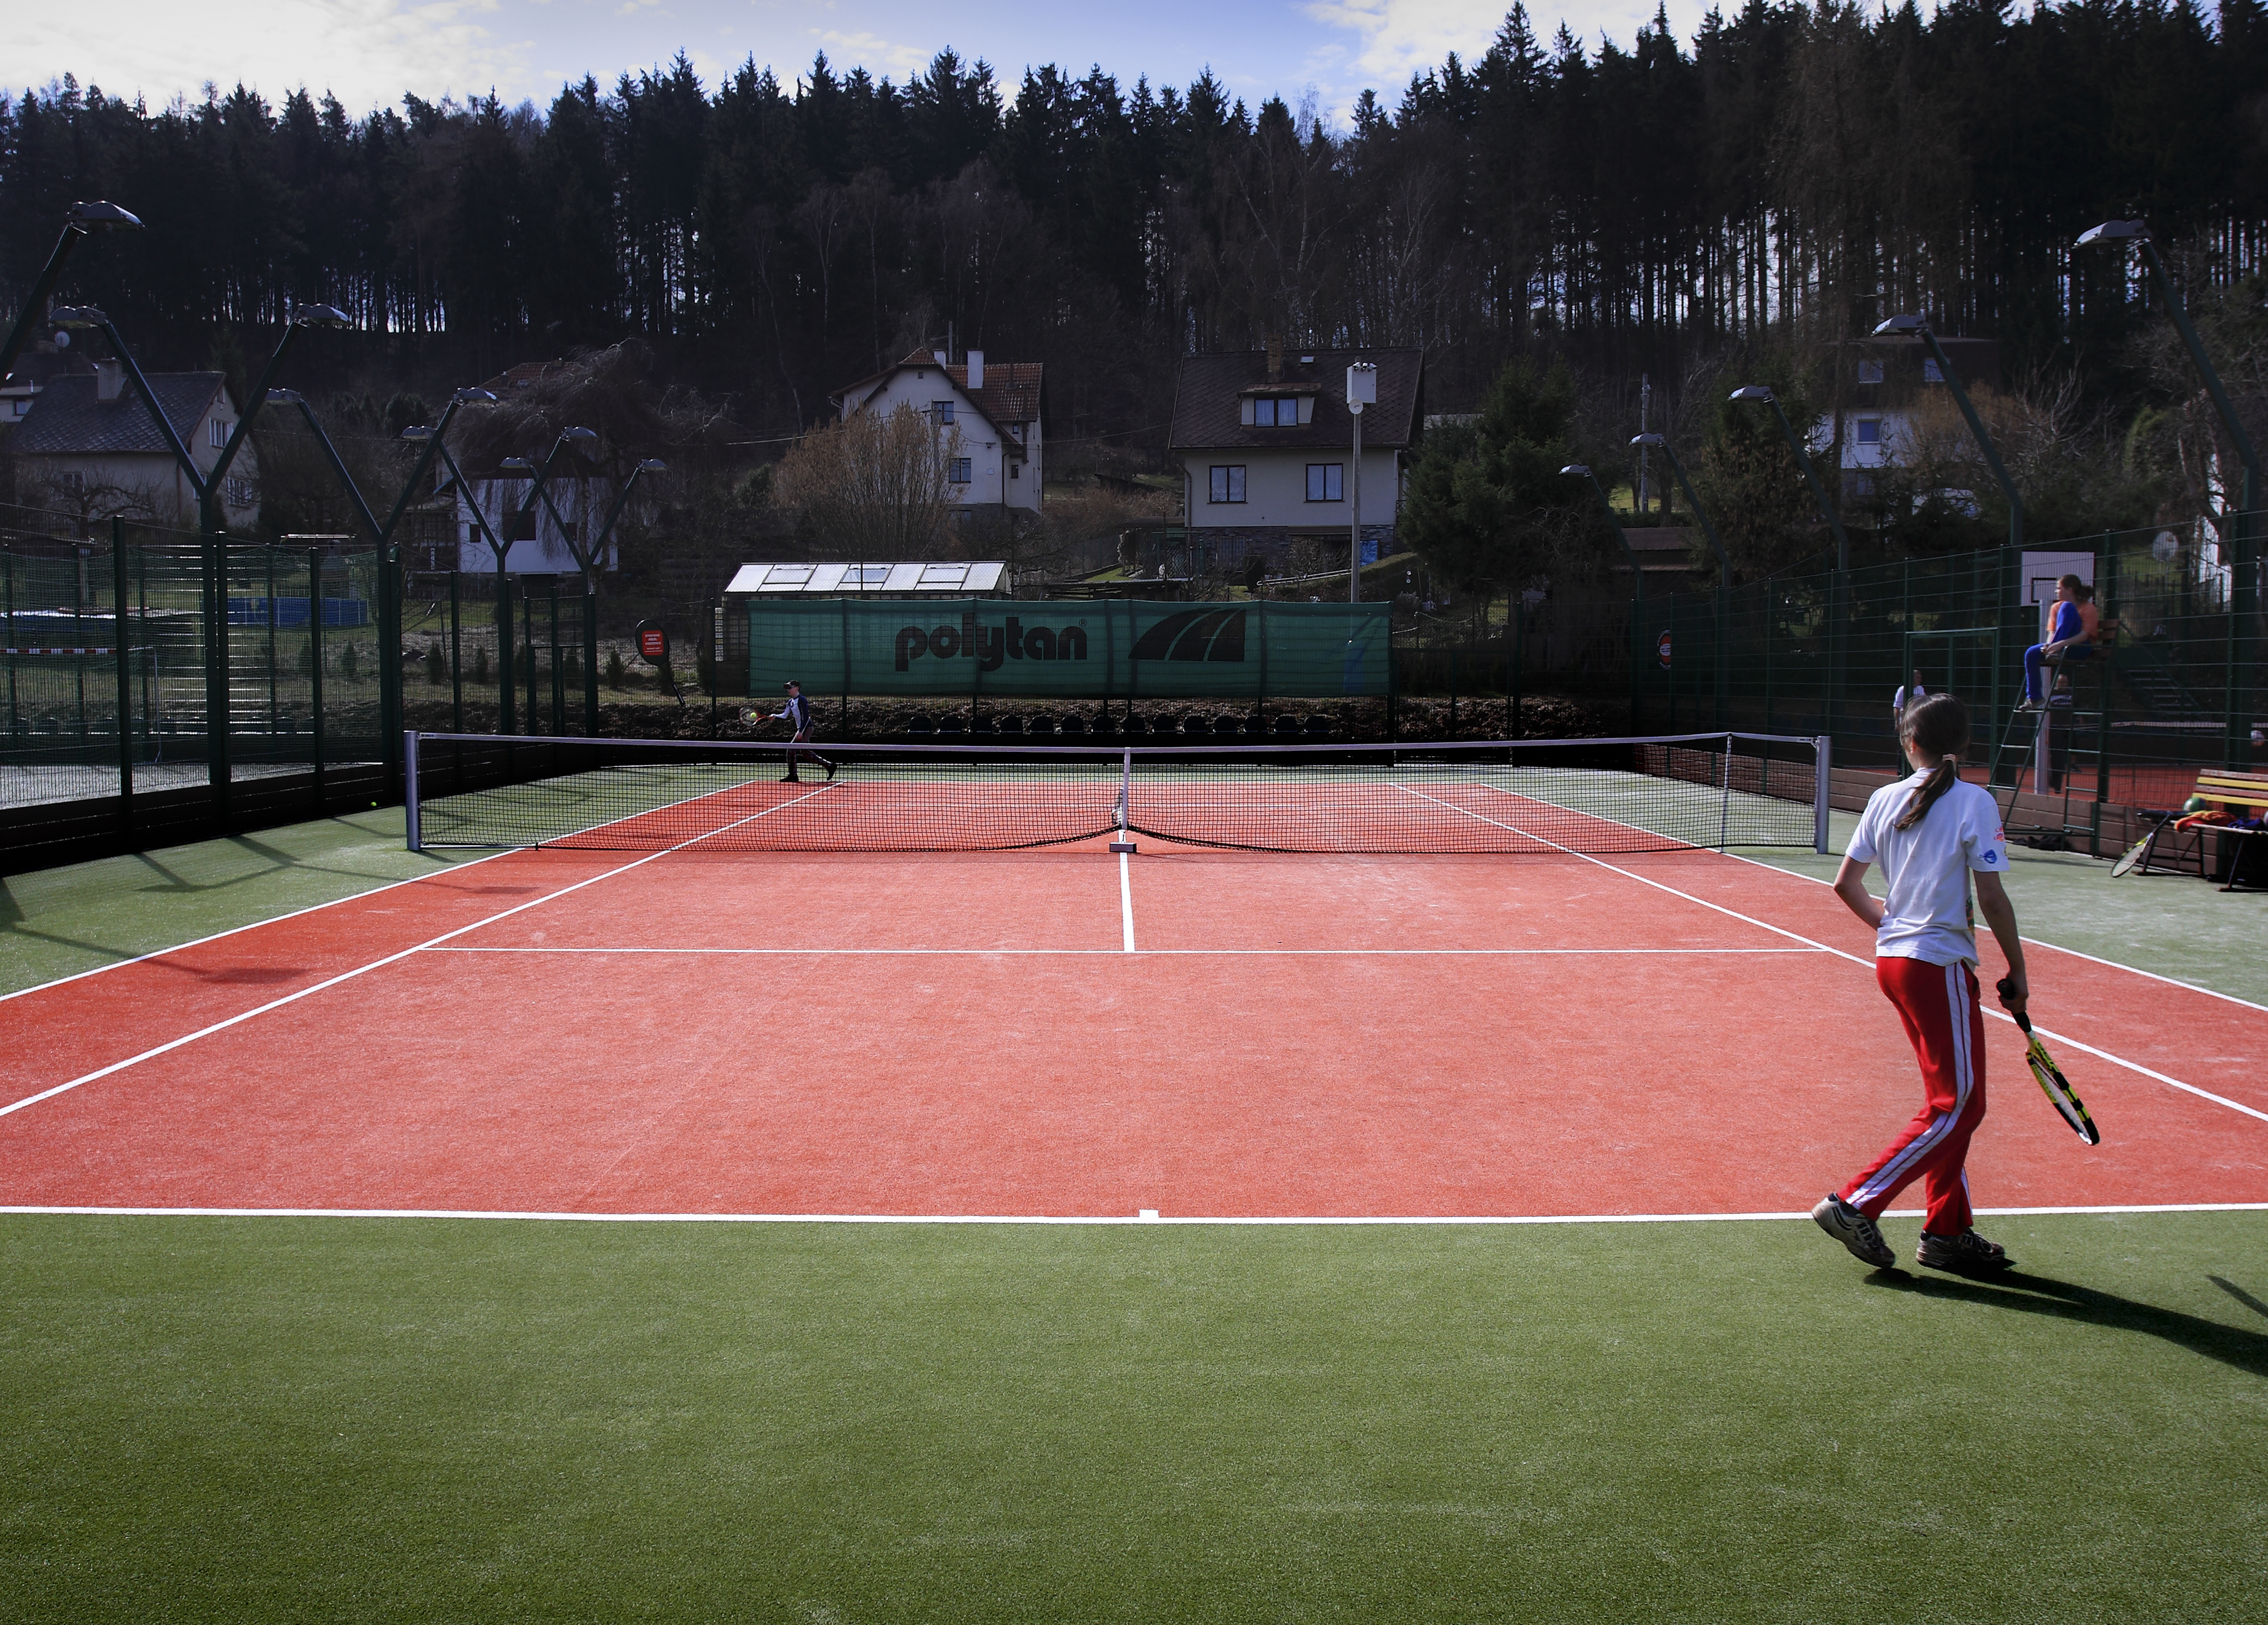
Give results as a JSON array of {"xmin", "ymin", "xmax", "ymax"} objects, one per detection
[{"xmin": 4, "ymin": 1, "xmax": 2266, "ymax": 445}]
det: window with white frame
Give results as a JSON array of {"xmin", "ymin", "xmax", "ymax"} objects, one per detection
[
  {"xmin": 1305, "ymin": 463, "xmax": 1344, "ymax": 502},
  {"xmin": 1252, "ymin": 396, "xmax": 1302, "ymax": 427},
  {"xmin": 933, "ymin": 400, "xmax": 954, "ymax": 423},
  {"xmin": 1856, "ymin": 360, "xmax": 1885, "ymax": 385},
  {"xmin": 61, "ymin": 470, "xmax": 84, "ymax": 495},
  {"xmin": 210, "ymin": 417, "xmax": 228, "ymax": 448},
  {"xmin": 1855, "ymin": 418, "xmax": 1881, "ymax": 445},
  {"xmin": 1922, "ymin": 359, "xmax": 1943, "ymax": 383},
  {"xmin": 225, "ymin": 476, "xmax": 255, "ymax": 508},
  {"xmin": 948, "ymin": 457, "xmax": 972, "ymax": 483},
  {"xmin": 1208, "ymin": 465, "xmax": 1246, "ymax": 504}
]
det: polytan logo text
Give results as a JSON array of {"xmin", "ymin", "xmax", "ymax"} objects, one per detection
[{"xmin": 896, "ymin": 611, "xmax": 1090, "ymax": 672}]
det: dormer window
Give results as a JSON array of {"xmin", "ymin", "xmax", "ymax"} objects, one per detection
[{"xmin": 1253, "ymin": 397, "xmax": 1302, "ymax": 427}]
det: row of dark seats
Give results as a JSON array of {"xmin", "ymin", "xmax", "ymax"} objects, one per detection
[{"xmin": 904, "ymin": 712, "xmax": 1337, "ymax": 739}]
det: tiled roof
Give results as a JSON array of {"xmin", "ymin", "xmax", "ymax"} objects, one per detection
[
  {"xmin": 2, "ymin": 351, "xmax": 96, "ymax": 392},
  {"xmin": 1169, "ymin": 348, "xmax": 1423, "ymax": 452},
  {"xmin": 946, "ymin": 361, "xmax": 1042, "ymax": 429},
  {"xmin": 11, "ymin": 373, "xmax": 227, "ymax": 457}
]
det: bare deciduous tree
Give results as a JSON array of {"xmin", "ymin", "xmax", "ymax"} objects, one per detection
[{"xmin": 771, "ymin": 403, "xmax": 964, "ymax": 556}]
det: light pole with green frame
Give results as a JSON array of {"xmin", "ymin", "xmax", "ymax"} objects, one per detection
[
  {"xmin": 1633, "ymin": 432, "xmax": 1731, "ymax": 727},
  {"xmin": 1730, "ymin": 385, "xmax": 1851, "ymax": 743},
  {"xmin": 2078, "ymin": 219, "xmax": 2260, "ymax": 769},
  {"xmin": 1562, "ymin": 462, "xmax": 1648, "ymax": 725},
  {"xmin": 532, "ymin": 457, "xmax": 669, "ymax": 731},
  {"xmin": 0, "ymin": 201, "xmax": 141, "ymax": 387},
  {"xmin": 1872, "ymin": 315, "xmax": 2022, "ymax": 552}
]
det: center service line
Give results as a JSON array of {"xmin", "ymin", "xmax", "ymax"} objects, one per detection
[{"xmin": 1120, "ymin": 849, "xmax": 1137, "ymax": 953}]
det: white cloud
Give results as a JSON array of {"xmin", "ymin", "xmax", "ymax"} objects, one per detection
[
  {"xmin": 1303, "ymin": 0, "xmax": 1716, "ymax": 108},
  {"xmin": 9, "ymin": 0, "xmax": 534, "ymax": 115}
]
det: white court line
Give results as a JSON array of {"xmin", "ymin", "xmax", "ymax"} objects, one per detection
[
  {"xmin": 0, "ymin": 846, "xmax": 515, "ymax": 1006},
  {"xmin": 422, "ymin": 945, "xmax": 1825, "ymax": 957},
  {"xmin": 3, "ymin": 1203, "xmax": 2264, "ymax": 1225},
  {"xmin": 1119, "ymin": 849, "xmax": 1136, "ymax": 953},
  {"xmin": 0, "ymin": 784, "xmax": 843, "ymax": 1122},
  {"xmin": 1706, "ymin": 843, "xmax": 2268, "ymax": 1015},
  {"xmin": 1398, "ymin": 783, "xmax": 2268, "ymax": 1130}
]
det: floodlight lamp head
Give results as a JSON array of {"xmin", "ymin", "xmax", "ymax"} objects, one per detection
[
  {"xmin": 401, "ymin": 425, "xmax": 433, "ymax": 441},
  {"xmin": 1728, "ymin": 386, "xmax": 1774, "ymax": 403},
  {"xmin": 560, "ymin": 425, "xmax": 599, "ymax": 445},
  {"xmin": 48, "ymin": 305, "xmax": 108, "ymax": 330},
  {"xmin": 637, "ymin": 459, "xmax": 668, "ymax": 472},
  {"xmin": 1559, "ymin": 464, "xmax": 1591, "ymax": 477},
  {"xmin": 68, "ymin": 200, "xmax": 143, "ymax": 233},
  {"xmin": 1631, "ymin": 433, "xmax": 1666, "ymax": 447},
  {"xmin": 2077, "ymin": 219, "xmax": 2147, "ymax": 248},
  {"xmin": 290, "ymin": 303, "xmax": 353, "ymax": 329},
  {"xmin": 452, "ymin": 387, "xmax": 497, "ymax": 404},
  {"xmin": 263, "ymin": 387, "xmax": 305, "ymax": 405},
  {"xmin": 1873, "ymin": 315, "xmax": 1925, "ymax": 337},
  {"xmin": 499, "ymin": 457, "xmax": 535, "ymax": 473}
]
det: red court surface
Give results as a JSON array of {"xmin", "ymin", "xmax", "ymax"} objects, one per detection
[{"xmin": 4, "ymin": 834, "xmax": 2265, "ymax": 1220}]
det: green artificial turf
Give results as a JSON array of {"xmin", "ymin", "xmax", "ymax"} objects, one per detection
[
  {"xmin": 4, "ymin": 1213, "xmax": 2264, "ymax": 1622},
  {"xmin": 0, "ymin": 810, "xmax": 477, "ymax": 997}
]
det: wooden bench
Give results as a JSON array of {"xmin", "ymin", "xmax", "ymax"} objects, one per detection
[{"xmin": 2133, "ymin": 769, "xmax": 2268, "ymax": 889}]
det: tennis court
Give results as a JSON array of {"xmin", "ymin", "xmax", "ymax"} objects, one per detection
[{"xmin": 6, "ymin": 734, "xmax": 2262, "ymax": 1222}]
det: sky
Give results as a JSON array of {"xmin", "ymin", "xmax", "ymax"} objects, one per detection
[{"xmin": 12, "ymin": 0, "xmax": 1717, "ymax": 128}]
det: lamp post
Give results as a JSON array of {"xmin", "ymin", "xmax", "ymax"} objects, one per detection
[
  {"xmin": 1564, "ymin": 463, "xmax": 1648, "ymax": 727},
  {"xmin": 53, "ymin": 301, "xmax": 350, "ymax": 820},
  {"xmin": 0, "ymin": 201, "xmax": 141, "ymax": 388},
  {"xmin": 1347, "ymin": 363, "xmax": 1377, "ymax": 602},
  {"xmin": 490, "ymin": 429, "xmax": 598, "ymax": 734},
  {"xmin": 1633, "ymin": 432, "xmax": 1729, "ymax": 726},
  {"xmin": 1731, "ymin": 385, "xmax": 1849, "ymax": 744},
  {"xmin": 531, "ymin": 457, "xmax": 667, "ymax": 731},
  {"xmin": 2078, "ymin": 218, "xmax": 2261, "ymax": 770},
  {"xmin": 270, "ymin": 385, "xmax": 489, "ymax": 790},
  {"xmin": 1872, "ymin": 315, "xmax": 2022, "ymax": 551},
  {"xmin": 1727, "ymin": 385, "xmax": 1851, "ymax": 571}
]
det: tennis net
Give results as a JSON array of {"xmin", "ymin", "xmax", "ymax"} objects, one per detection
[{"xmin": 406, "ymin": 731, "xmax": 1828, "ymax": 855}]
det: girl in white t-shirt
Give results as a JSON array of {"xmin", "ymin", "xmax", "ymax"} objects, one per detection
[{"xmin": 1812, "ymin": 694, "xmax": 2030, "ymax": 1274}]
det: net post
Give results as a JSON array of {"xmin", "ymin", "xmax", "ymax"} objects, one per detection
[
  {"xmin": 403, "ymin": 729, "xmax": 422, "ymax": 851},
  {"xmin": 1813, "ymin": 734, "xmax": 1831, "ymax": 854},
  {"xmin": 1719, "ymin": 731, "xmax": 1733, "ymax": 850},
  {"xmin": 1110, "ymin": 744, "xmax": 1137, "ymax": 853}
]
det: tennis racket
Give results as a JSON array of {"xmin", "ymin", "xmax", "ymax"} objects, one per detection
[
  {"xmin": 2111, "ymin": 812, "xmax": 2177, "ymax": 878},
  {"xmin": 1996, "ymin": 978, "xmax": 2101, "ymax": 1146}
]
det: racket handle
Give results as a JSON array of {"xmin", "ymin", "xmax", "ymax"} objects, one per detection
[{"xmin": 1995, "ymin": 976, "xmax": 2030, "ymax": 1030}]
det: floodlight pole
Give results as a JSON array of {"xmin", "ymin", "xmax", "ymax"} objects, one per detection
[
  {"xmin": 437, "ymin": 439, "xmax": 519, "ymax": 733},
  {"xmin": 533, "ymin": 457, "xmax": 666, "ymax": 731},
  {"xmin": 1347, "ymin": 363, "xmax": 1378, "ymax": 603},
  {"xmin": 2080, "ymin": 220, "xmax": 2262, "ymax": 768},
  {"xmin": 1731, "ymin": 386, "xmax": 1850, "ymax": 745},
  {"xmin": 1874, "ymin": 316, "xmax": 2022, "ymax": 552},
  {"xmin": 1564, "ymin": 463, "xmax": 1647, "ymax": 728},
  {"xmin": 1633, "ymin": 433, "xmax": 1729, "ymax": 726},
  {"xmin": 0, "ymin": 201, "xmax": 142, "ymax": 388}
]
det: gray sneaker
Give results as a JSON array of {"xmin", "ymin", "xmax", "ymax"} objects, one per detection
[
  {"xmin": 1812, "ymin": 1193, "xmax": 1897, "ymax": 1268},
  {"xmin": 1916, "ymin": 1228, "xmax": 2013, "ymax": 1274}
]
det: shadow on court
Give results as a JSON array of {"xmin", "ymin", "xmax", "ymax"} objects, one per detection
[{"xmin": 1866, "ymin": 1268, "xmax": 2268, "ymax": 1379}]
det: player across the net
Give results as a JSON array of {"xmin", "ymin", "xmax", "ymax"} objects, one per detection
[{"xmin": 404, "ymin": 732, "xmax": 1830, "ymax": 856}]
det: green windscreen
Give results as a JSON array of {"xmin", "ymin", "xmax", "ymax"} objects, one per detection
[{"xmin": 746, "ymin": 599, "xmax": 1392, "ymax": 700}]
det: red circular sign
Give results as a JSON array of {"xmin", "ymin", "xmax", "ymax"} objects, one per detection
[
  {"xmin": 639, "ymin": 628, "xmax": 666, "ymax": 659},
  {"xmin": 1656, "ymin": 630, "xmax": 1672, "ymax": 669}
]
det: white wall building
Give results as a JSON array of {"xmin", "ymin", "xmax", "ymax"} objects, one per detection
[
  {"xmin": 11, "ymin": 360, "xmax": 260, "ymax": 527},
  {"xmin": 833, "ymin": 349, "xmax": 1045, "ymax": 519}
]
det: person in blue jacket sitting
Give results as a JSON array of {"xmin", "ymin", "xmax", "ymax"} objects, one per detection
[{"xmin": 2017, "ymin": 575, "xmax": 2097, "ymax": 713}]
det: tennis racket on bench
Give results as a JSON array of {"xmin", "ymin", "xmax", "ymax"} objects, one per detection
[{"xmin": 1996, "ymin": 978, "xmax": 2102, "ymax": 1146}]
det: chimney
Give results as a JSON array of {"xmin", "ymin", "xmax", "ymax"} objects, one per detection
[
  {"xmin": 966, "ymin": 350, "xmax": 983, "ymax": 390},
  {"xmin": 932, "ymin": 349, "xmax": 949, "ymax": 367},
  {"xmin": 95, "ymin": 358, "xmax": 124, "ymax": 403},
  {"xmin": 1266, "ymin": 335, "xmax": 1283, "ymax": 384}
]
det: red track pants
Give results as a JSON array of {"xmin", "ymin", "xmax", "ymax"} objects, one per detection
[{"xmin": 1841, "ymin": 956, "xmax": 1988, "ymax": 1235}]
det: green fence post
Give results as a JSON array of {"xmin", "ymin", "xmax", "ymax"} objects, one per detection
[
  {"xmin": 522, "ymin": 584, "xmax": 538, "ymax": 734},
  {"xmin": 450, "ymin": 570, "xmax": 463, "ymax": 732},
  {"xmin": 308, "ymin": 547, "xmax": 327, "ymax": 804},
  {"xmin": 113, "ymin": 517, "xmax": 133, "ymax": 834},
  {"xmin": 549, "ymin": 579, "xmax": 564, "ymax": 736},
  {"xmin": 266, "ymin": 547, "xmax": 278, "ymax": 742},
  {"xmin": 841, "ymin": 597, "xmax": 851, "ymax": 734},
  {"xmin": 1510, "ymin": 584, "xmax": 1523, "ymax": 737}
]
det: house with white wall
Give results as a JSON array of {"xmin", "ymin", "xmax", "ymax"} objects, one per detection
[
  {"xmin": 1818, "ymin": 335, "xmax": 2002, "ymax": 501},
  {"xmin": 1168, "ymin": 345, "xmax": 1422, "ymax": 569},
  {"xmin": 10, "ymin": 359, "xmax": 260, "ymax": 527},
  {"xmin": 832, "ymin": 348, "xmax": 1044, "ymax": 520}
]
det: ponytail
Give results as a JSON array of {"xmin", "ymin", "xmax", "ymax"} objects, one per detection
[{"xmin": 1895, "ymin": 693, "xmax": 1972, "ymax": 831}]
